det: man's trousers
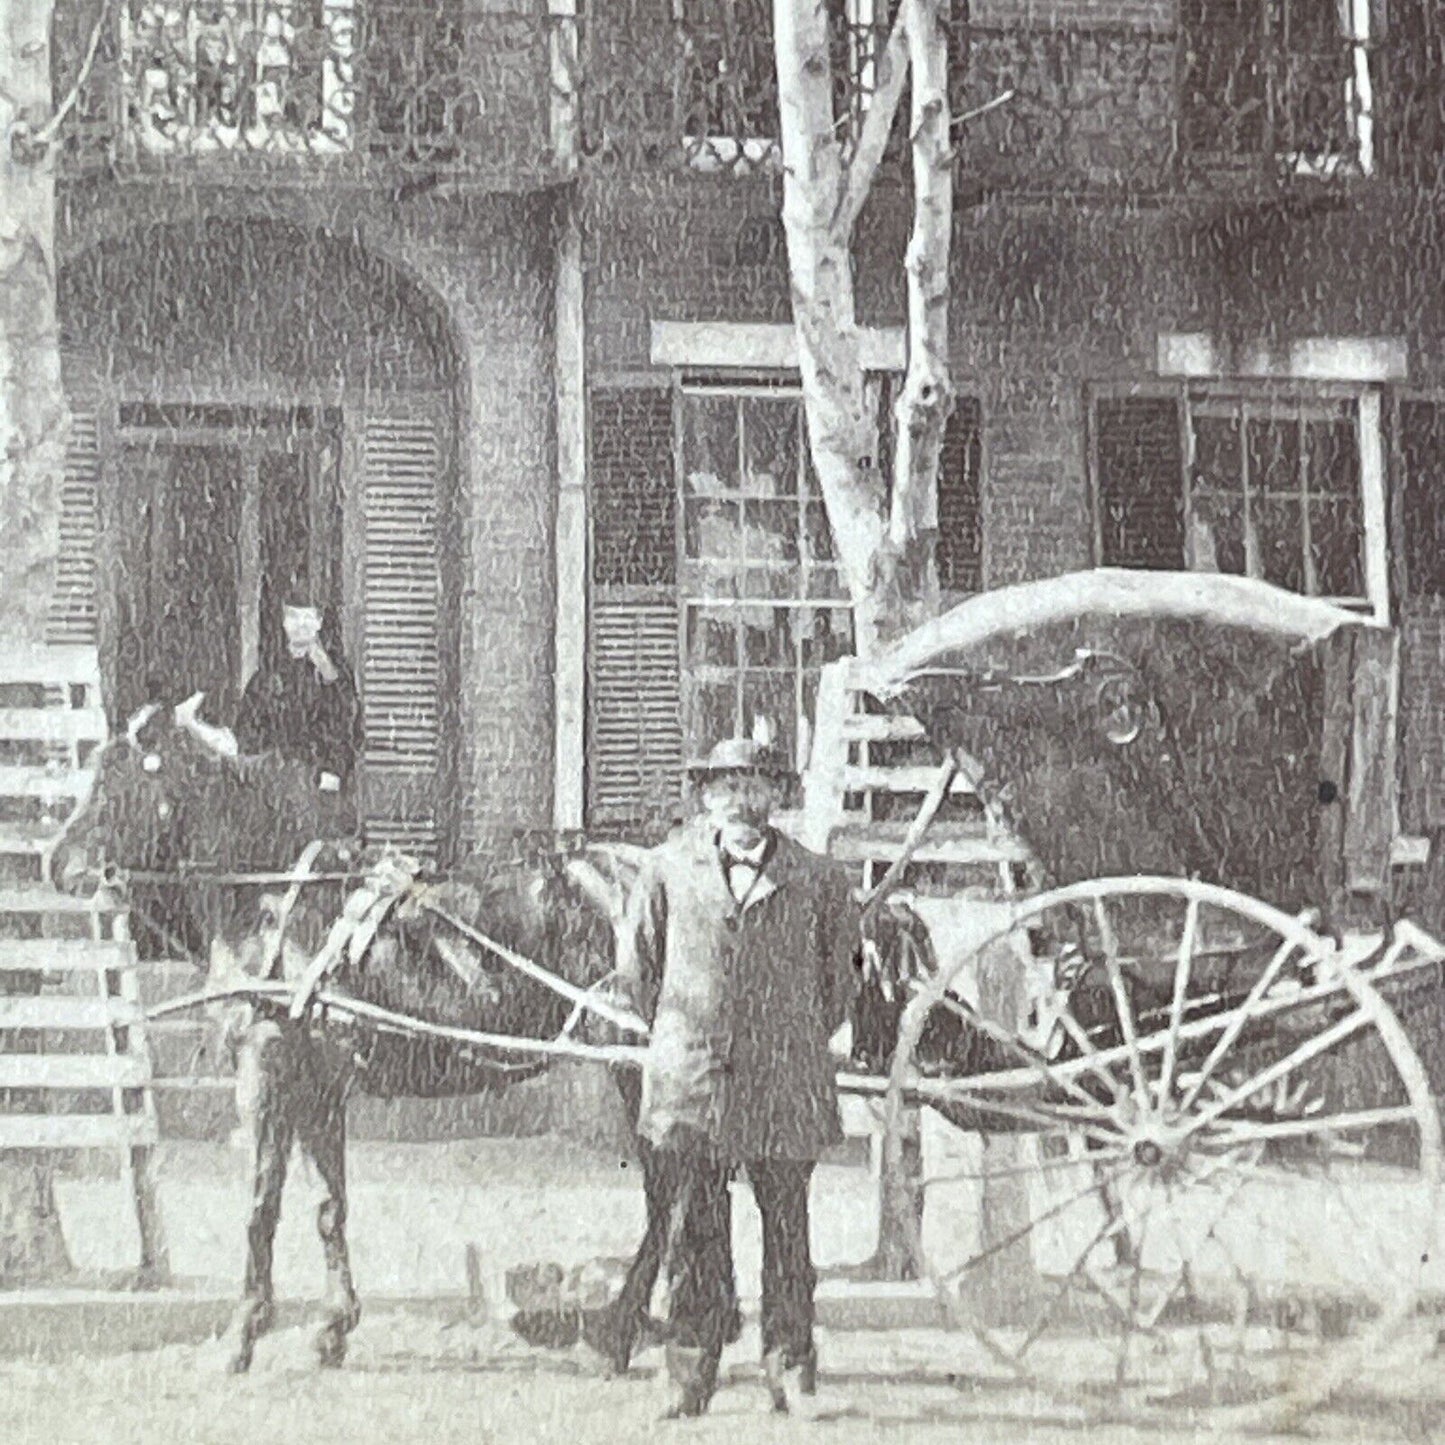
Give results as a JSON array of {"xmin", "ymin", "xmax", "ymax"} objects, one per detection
[{"xmin": 653, "ymin": 1144, "xmax": 817, "ymax": 1392}]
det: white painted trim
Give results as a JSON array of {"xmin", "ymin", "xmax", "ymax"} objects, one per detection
[
  {"xmin": 1357, "ymin": 390, "xmax": 1391, "ymax": 624},
  {"xmin": 552, "ymin": 203, "xmax": 588, "ymax": 832},
  {"xmin": 651, "ymin": 321, "xmax": 907, "ymax": 374},
  {"xmin": 1157, "ymin": 331, "xmax": 1408, "ymax": 383}
]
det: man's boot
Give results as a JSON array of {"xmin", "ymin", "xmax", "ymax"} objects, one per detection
[
  {"xmin": 661, "ymin": 1344, "xmax": 713, "ymax": 1420},
  {"xmin": 763, "ymin": 1343, "xmax": 818, "ymax": 1415}
]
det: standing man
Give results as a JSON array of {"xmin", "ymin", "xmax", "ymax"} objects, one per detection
[{"xmin": 616, "ymin": 733, "xmax": 862, "ymax": 1418}]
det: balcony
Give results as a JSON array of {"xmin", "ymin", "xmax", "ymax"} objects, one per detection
[
  {"xmin": 53, "ymin": 0, "xmax": 580, "ymax": 188},
  {"xmin": 1178, "ymin": 0, "xmax": 1377, "ymax": 187}
]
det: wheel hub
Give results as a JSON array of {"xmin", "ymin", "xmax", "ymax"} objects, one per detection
[{"xmin": 1131, "ymin": 1138, "xmax": 1165, "ymax": 1168}]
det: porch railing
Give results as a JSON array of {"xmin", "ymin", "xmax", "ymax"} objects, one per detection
[{"xmin": 54, "ymin": 0, "xmax": 580, "ymax": 182}]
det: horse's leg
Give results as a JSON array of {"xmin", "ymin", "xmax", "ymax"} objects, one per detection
[
  {"xmin": 297, "ymin": 1058, "xmax": 360, "ymax": 1369},
  {"xmin": 225, "ymin": 1022, "xmax": 295, "ymax": 1374}
]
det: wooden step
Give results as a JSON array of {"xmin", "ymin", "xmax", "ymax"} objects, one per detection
[
  {"xmin": 840, "ymin": 715, "xmax": 928, "ymax": 743},
  {"xmin": 0, "ymin": 764, "xmax": 95, "ymax": 798},
  {"xmin": 0, "ymin": 940, "xmax": 132, "ymax": 972},
  {"xmin": 0, "ymin": 706, "xmax": 108, "ymax": 745},
  {"xmin": 0, "ymin": 824, "xmax": 60, "ymax": 857},
  {"xmin": 839, "ymin": 765, "xmax": 979, "ymax": 796},
  {"xmin": 0, "ymin": 645, "xmax": 102, "ymax": 687},
  {"xmin": 0, "ymin": 1053, "xmax": 151, "ymax": 1090},
  {"xmin": 829, "ymin": 822, "xmax": 1030, "ymax": 866},
  {"xmin": 0, "ymin": 1114, "xmax": 157, "ymax": 1150},
  {"xmin": 0, "ymin": 996, "xmax": 143, "ymax": 1030},
  {"xmin": 0, "ymin": 887, "xmax": 119, "ymax": 915}
]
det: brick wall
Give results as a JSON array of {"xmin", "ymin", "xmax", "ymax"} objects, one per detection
[{"xmin": 972, "ymin": 0, "xmax": 1175, "ymax": 27}]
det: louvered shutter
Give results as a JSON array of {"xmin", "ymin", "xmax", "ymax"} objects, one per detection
[
  {"xmin": 46, "ymin": 411, "xmax": 100, "ymax": 646},
  {"xmin": 937, "ymin": 396, "xmax": 983, "ymax": 594},
  {"xmin": 588, "ymin": 599, "xmax": 684, "ymax": 825},
  {"xmin": 587, "ymin": 384, "xmax": 684, "ymax": 827},
  {"xmin": 1394, "ymin": 398, "xmax": 1445, "ymax": 830},
  {"xmin": 361, "ymin": 414, "xmax": 442, "ymax": 854},
  {"xmin": 1094, "ymin": 395, "xmax": 1186, "ymax": 568}
]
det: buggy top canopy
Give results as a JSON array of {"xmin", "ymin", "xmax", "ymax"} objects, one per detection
[{"xmin": 852, "ymin": 569, "xmax": 1392, "ymax": 911}]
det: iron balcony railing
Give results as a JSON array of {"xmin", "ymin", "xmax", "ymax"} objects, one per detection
[
  {"xmin": 49, "ymin": 0, "xmax": 1444, "ymax": 192},
  {"xmin": 53, "ymin": 0, "xmax": 580, "ymax": 181}
]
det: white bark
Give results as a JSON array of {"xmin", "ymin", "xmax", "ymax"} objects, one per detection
[
  {"xmin": 888, "ymin": 0, "xmax": 954, "ymax": 621},
  {"xmin": 773, "ymin": 0, "xmax": 888, "ymax": 651},
  {"xmin": 0, "ymin": 0, "xmax": 68, "ymax": 647}
]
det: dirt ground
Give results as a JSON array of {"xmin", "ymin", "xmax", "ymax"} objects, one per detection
[{"xmin": 3, "ymin": 1311, "xmax": 1442, "ymax": 1445}]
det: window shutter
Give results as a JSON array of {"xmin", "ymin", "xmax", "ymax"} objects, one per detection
[
  {"xmin": 1398, "ymin": 399, "xmax": 1445, "ymax": 598},
  {"xmin": 1094, "ymin": 396, "xmax": 1185, "ymax": 569},
  {"xmin": 587, "ymin": 597, "xmax": 684, "ymax": 826},
  {"xmin": 591, "ymin": 386, "xmax": 675, "ymax": 587},
  {"xmin": 587, "ymin": 383, "xmax": 683, "ymax": 827},
  {"xmin": 46, "ymin": 411, "xmax": 100, "ymax": 646},
  {"xmin": 361, "ymin": 415, "xmax": 441, "ymax": 853},
  {"xmin": 937, "ymin": 397, "xmax": 983, "ymax": 593}
]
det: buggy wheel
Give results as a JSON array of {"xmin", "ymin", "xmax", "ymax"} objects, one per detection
[{"xmin": 883, "ymin": 876, "xmax": 1444, "ymax": 1431}]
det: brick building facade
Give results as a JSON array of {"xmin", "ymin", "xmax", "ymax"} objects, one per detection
[{"xmin": 47, "ymin": 0, "xmax": 1445, "ymax": 856}]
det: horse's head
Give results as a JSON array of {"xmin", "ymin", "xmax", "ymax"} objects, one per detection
[{"xmin": 49, "ymin": 703, "xmax": 228, "ymax": 896}]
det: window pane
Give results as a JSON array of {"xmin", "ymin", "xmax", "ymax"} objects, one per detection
[
  {"xmin": 1306, "ymin": 418, "xmax": 1358, "ymax": 498},
  {"xmin": 684, "ymin": 497, "xmax": 742, "ymax": 562},
  {"xmin": 687, "ymin": 678, "xmax": 739, "ymax": 758},
  {"xmin": 740, "ymin": 606, "xmax": 794, "ymax": 668},
  {"xmin": 799, "ymin": 607, "xmax": 854, "ymax": 668},
  {"xmin": 682, "ymin": 396, "xmax": 738, "ymax": 495},
  {"xmin": 803, "ymin": 502, "xmax": 836, "ymax": 562},
  {"xmin": 1192, "ymin": 414, "xmax": 1243, "ymax": 497},
  {"xmin": 741, "ymin": 671, "xmax": 799, "ymax": 767},
  {"xmin": 1190, "ymin": 492, "xmax": 1247, "ymax": 575},
  {"xmin": 742, "ymin": 499, "xmax": 799, "ymax": 565},
  {"xmin": 1255, "ymin": 497, "xmax": 1305, "ymax": 592},
  {"xmin": 1246, "ymin": 417, "xmax": 1301, "ymax": 497},
  {"xmin": 1310, "ymin": 497, "xmax": 1365, "ymax": 597},
  {"xmin": 686, "ymin": 607, "xmax": 738, "ymax": 668},
  {"xmin": 741, "ymin": 399, "xmax": 800, "ymax": 498}
]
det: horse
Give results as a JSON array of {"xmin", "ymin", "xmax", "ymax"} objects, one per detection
[{"xmin": 48, "ymin": 705, "xmax": 661, "ymax": 1372}]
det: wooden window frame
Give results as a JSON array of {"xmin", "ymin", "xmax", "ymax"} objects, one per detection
[{"xmin": 1087, "ymin": 379, "xmax": 1390, "ymax": 619}]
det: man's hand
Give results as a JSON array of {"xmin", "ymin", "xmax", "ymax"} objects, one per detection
[{"xmin": 174, "ymin": 691, "xmax": 206, "ymax": 727}]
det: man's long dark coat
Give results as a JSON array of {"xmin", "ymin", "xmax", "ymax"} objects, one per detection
[{"xmin": 616, "ymin": 818, "xmax": 861, "ymax": 1162}]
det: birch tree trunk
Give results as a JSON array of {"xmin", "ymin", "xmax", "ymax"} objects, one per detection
[
  {"xmin": 0, "ymin": 0, "xmax": 76, "ymax": 1284},
  {"xmin": 888, "ymin": 0, "xmax": 954, "ymax": 630},
  {"xmin": 772, "ymin": 0, "xmax": 892, "ymax": 654}
]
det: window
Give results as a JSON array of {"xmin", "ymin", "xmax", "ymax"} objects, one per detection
[
  {"xmin": 1180, "ymin": 0, "xmax": 1375, "ymax": 177},
  {"xmin": 675, "ymin": 0, "xmax": 881, "ymax": 170},
  {"xmin": 121, "ymin": 0, "xmax": 356, "ymax": 156},
  {"xmin": 1186, "ymin": 399, "xmax": 1366, "ymax": 602},
  {"xmin": 1095, "ymin": 391, "xmax": 1373, "ymax": 607},
  {"xmin": 679, "ymin": 385, "xmax": 853, "ymax": 771}
]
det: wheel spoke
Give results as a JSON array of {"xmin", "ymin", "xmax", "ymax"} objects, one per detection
[
  {"xmin": 1203, "ymin": 1103, "xmax": 1420, "ymax": 1147},
  {"xmin": 1018, "ymin": 1208, "xmax": 1139, "ymax": 1357},
  {"xmin": 1158, "ymin": 895, "xmax": 1201, "ymax": 1112},
  {"xmin": 936, "ymin": 990, "xmax": 1122, "ymax": 1112},
  {"xmin": 942, "ymin": 1163, "xmax": 1128, "ymax": 1285},
  {"xmin": 910, "ymin": 1080, "xmax": 1122, "ymax": 1146},
  {"xmin": 924, "ymin": 1146, "xmax": 1123, "ymax": 1186},
  {"xmin": 1181, "ymin": 1008, "xmax": 1370, "ymax": 1140},
  {"xmin": 1176, "ymin": 932, "xmax": 1314, "ymax": 1114}
]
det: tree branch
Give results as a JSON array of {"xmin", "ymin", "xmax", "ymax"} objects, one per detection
[
  {"xmin": 831, "ymin": 8, "xmax": 910, "ymax": 243},
  {"xmin": 23, "ymin": 0, "xmax": 113, "ymax": 156}
]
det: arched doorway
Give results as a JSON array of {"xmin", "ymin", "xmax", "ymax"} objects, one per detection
[{"xmin": 58, "ymin": 217, "xmax": 464, "ymax": 859}]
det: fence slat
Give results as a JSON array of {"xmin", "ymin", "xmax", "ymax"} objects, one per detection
[
  {"xmin": 0, "ymin": 941, "xmax": 133, "ymax": 972},
  {"xmin": 0, "ymin": 708, "xmax": 108, "ymax": 744},
  {"xmin": 0, "ymin": 1115, "xmax": 158, "ymax": 1149},
  {"xmin": 0, "ymin": 997, "xmax": 141, "ymax": 1029},
  {"xmin": 0, "ymin": 1054, "xmax": 150, "ymax": 1089},
  {"xmin": 0, "ymin": 766, "xmax": 95, "ymax": 799}
]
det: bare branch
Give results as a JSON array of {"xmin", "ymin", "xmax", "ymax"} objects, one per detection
[
  {"xmin": 25, "ymin": 0, "xmax": 113, "ymax": 155},
  {"xmin": 951, "ymin": 87, "xmax": 1015, "ymax": 130},
  {"xmin": 831, "ymin": 9, "xmax": 910, "ymax": 242}
]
